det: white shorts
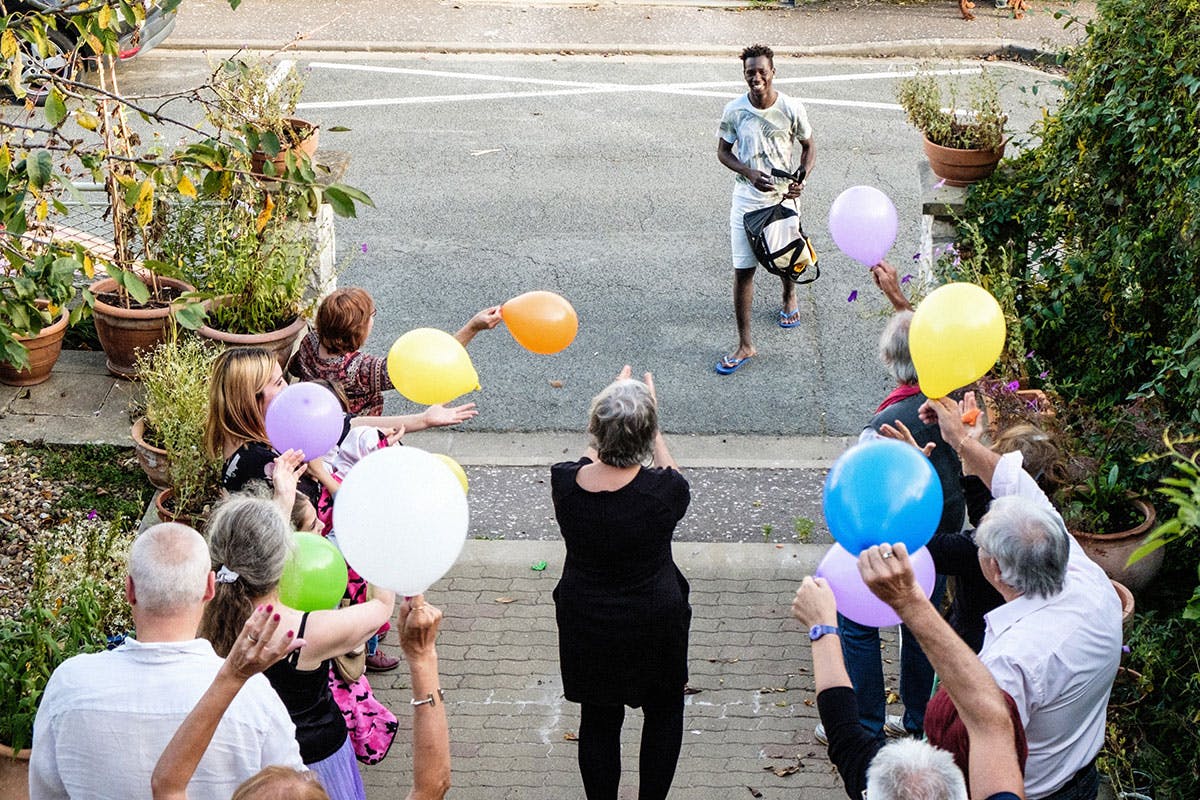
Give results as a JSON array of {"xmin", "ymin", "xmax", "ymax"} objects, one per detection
[{"xmin": 729, "ymin": 193, "xmax": 784, "ymax": 270}]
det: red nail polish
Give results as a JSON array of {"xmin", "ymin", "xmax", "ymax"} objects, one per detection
[
  {"xmin": 287, "ymin": 630, "xmax": 294, "ymax": 637},
  {"xmin": 266, "ymin": 604, "xmax": 273, "ymax": 613},
  {"xmin": 273, "ymin": 613, "xmax": 281, "ymax": 622}
]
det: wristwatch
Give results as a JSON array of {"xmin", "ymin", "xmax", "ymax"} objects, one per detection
[{"xmin": 809, "ymin": 624, "xmax": 839, "ymax": 642}]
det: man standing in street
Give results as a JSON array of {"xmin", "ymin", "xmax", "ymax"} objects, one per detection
[{"xmin": 715, "ymin": 43, "xmax": 816, "ymax": 375}]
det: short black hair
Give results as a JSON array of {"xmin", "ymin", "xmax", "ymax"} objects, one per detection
[{"xmin": 741, "ymin": 44, "xmax": 775, "ymax": 66}]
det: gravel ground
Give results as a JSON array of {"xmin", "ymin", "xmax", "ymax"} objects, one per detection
[{"xmin": 0, "ymin": 442, "xmax": 149, "ymax": 621}]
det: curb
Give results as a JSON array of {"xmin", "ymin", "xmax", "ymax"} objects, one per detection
[{"xmin": 159, "ymin": 38, "xmax": 1069, "ymax": 64}]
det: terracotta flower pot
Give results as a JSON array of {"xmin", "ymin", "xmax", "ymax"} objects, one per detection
[
  {"xmin": 154, "ymin": 487, "xmax": 209, "ymax": 530},
  {"xmin": 251, "ymin": 118, "xmax": 319, "ymax": 179},
  {"xmin": 197, "ymin": 314, "xmax": 307, "ymax": 373},
  {"xmin": 923, "ymin": 136, "xmax": 1006, "ymax": 187},
  {"xmin": 0, "ymin": 742, "xmax": 31, "ymax": 800},
  {"xmin": 0, "ymin": 307, "xmax": 69, "ymax": 387},
  {"xmin": 1071, "ymin": 497, "xmax": 1162, "ymax": 593},
  {"xmin": 131, "ymin": 416, "xmax": 171, "ymax": 490},
  {"xmin": 90, "ymin": 274, "xmax": 195, "ymax": 379},
  {"xmin": 1110, "ymin": 579, "xmax": 1135, "ymax": 628}
]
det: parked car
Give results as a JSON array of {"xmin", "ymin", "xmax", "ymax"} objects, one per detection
[{"xmin": 2, "ymin": 0, "xmax": 178, "ymax": 104}]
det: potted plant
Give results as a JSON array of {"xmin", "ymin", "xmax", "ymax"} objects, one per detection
[
  {"xmin": 0, "ymin": 517, "xmax": 135, "ymax": 789},
  {"xmin": 131, "ymin": 335, "xmax": 223, "ymax": 523},
  {"xmin": 0, "ymin": 242, "xmax": 83, "ymax": 386},
  {"xmin": 897, "ymin": 66, "xmax": 1007, "ymax": 186},
  {"xmin": 206, "ymin": 55, "xmax": 319, "ymax": 181},
  {"xmin": 156, "ymin": 194, "xmax": 312, "ymax": 369}
]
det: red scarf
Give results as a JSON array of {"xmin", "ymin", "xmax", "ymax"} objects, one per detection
[{"xmin": 875, "ymin": 383, "xmax": 922, "ymax": 413}]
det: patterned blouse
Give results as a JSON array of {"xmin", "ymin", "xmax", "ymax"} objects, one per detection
[{"xmin": 292, "ymin": 331, "xmax": 393, "ymax": 416}]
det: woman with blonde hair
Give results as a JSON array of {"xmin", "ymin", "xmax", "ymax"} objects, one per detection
[{"xmin": 197, "ymin": 487, "xmax": 450, "ymax": 800}]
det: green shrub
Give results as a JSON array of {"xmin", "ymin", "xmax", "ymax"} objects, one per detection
[{"xmin": 963, "ymin": 0, "xmax": 1200, "ymax": 424}]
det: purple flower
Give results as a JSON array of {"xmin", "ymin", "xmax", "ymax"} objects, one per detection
[
  {"xmin": 1122, "ymin": 645, "xmax": 1131, "ymax": 654},
  {"xmin": 1039, "ymin": 370, "xmax": 1049, "ymax": 379},
  {"xmin": 1005, "ymin": 380, "xmax": 1021, "ymax": 392},
  {"xmin": 847, "ymin": 290, "xmax": 858, "ymax": 303},
  {"xmin": 900, "ymin": 273, "xmax": 913, "ymax": 285},
  {"xmin": 933, "ymin": 178, "xmax": 947, "ymax": 190},
  {"xmin": 360, "ymin": 243, "xmax": 368, "ymax": 254},
  {"xmin": 912, "ymin": 252, "xmax": 921, "ymax": 261},
  {"xmin": 1026, "ymin": 350, "xmax": 1036, "ymax": 359},
  {"xmin": 86, "ymin": 509, "xmax": 98, "ymax": 520}
]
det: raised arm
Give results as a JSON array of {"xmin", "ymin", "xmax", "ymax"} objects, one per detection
[
  {"xmin": 401, "ymin": 596, "xmax": 451, "ymax": 800},
  {"xmin": 151, "ymin": 606, "xmax": 304, "ymax": 800},
  {"xmin": 453, "ymin": 306, "xmax": 503, "ymax": 348},
  {"xmin": 642, "ymin": 370, "xmax": 680, "ymax": 472},
  {"xmin": 860, "ymin": 543, "xmax": 1025, "ymax": 799}
]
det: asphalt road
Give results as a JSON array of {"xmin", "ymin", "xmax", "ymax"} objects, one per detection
[{"xmin": 106, "ymin": 52, "xmax": 1063, "ymax": 435}]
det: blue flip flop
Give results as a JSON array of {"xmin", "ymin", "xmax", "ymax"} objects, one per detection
[
  {"xmin": 779, "ymin": 308, "xmax": 802, "ymax": 328},
  {"xmin": 715, "ymin": 354, "xmax": 752, "ymax": 375}
]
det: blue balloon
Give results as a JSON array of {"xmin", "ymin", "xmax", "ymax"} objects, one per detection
[{"xmin": 822, "ymin": 439, "xmax": 943, "ymax": 554}]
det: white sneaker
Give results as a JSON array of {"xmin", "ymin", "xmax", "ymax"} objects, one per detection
[
  {"xmin": 814, "ymin": 723, "xmax": 828, "ymax": 746},
  {"xmin": 884, "ymin": 714, "xmax": 910, "ymax": 738}
]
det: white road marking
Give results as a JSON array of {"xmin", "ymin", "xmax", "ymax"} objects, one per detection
[{"xmin": 297, "ymin": 62, "xmax": 979, "ymax": 112}]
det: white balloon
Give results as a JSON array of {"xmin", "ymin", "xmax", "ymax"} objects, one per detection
[{"xmin": 333, "ymin": 446, "xmax": 468, "ymax": 595}]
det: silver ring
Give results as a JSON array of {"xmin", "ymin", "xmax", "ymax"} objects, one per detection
[
  {"xmin": 247, "ymin": 634, "xmax": 259, "ymax": 643},
  {"xmin": 881, "ymin": 551, "xmax": 893, "ymax": 559}
]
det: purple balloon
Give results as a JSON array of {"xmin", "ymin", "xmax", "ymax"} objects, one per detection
[
  {"xmin": 828, "ymin": 185, "xmax": 899, "ymax": 266},
  {"xmin": 815, "ymin": 544, "xmax": 936, "ymax": 627},
  {"xmin": 264, "ymin": 383, "xmax": 344, "ymax": 461}
]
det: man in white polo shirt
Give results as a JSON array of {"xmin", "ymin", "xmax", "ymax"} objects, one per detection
[{"xmin": 30, "ymin": 523, "xmax": 303, "ymax": 800}]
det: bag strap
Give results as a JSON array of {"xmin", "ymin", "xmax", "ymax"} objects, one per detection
[{"xmin": 287, "ymin": 611, "xmax": 311, "ymax": 666}]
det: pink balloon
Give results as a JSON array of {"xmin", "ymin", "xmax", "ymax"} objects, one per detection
[
  {"xmin": 815, "ymin": 543, "xmax": 936, "ymax": 627},
  {"xmin": 264, "ymin": 383, "xmax": 345, "ymax": 461},
  {"xmin": 827, "ymin": 185, "xmax": 899, "ymax": 266}
]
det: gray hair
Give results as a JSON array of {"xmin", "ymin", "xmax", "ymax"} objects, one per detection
[
  {"xmin": 588, "ymin": 378, "xmax": 657, "ymax": 468},
  {"xmin": 879, "ymin": 311, "xmax": 918, "ymax": 385},
  {"xmin": 976, "ymin": 496, "xmax": 1069, "ymax": 598},
  {"xmin": 867, "ymin": 738, "xmax": 968, "ymax": 800},
  {"xmin": 204, "ymin": 494, "xmax": 294, "ymax": 593},
  {"xmin": 127, "ymin": 523, "xmax": 212, "ymax": 613}
]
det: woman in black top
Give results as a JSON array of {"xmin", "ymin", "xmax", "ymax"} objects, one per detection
[
  {"xmin": 198, "ymin": 491, "xmax": 411, "ymax": 800},
  {"xmin": 552, "ymin": 366, "xmax": 691, "ymax": 800}
]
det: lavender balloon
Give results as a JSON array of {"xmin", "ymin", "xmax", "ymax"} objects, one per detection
[
  {"xmin": 264, "ymin": 382, "xmax": 344, "ymax": 461},
  {"xmin": 815, "ymin": 543, "xmax": 936, "ymax": 627},
  {"xmin": 827, "ymin": 185, "xmax": 899, "ymax": 266}
]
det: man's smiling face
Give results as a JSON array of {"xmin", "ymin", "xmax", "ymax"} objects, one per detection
[{"xmin": 743, "ymin": 55, "xmax": 775, "ymax": 102}]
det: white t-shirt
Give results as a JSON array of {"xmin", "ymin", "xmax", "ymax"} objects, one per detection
[
  {"xmin": 30, "ymin": 638, "xmax": 304, "ymax": 800},
  {"xmin": 718, "ymin": 91, "xmax": 813, "ymax": 203}
]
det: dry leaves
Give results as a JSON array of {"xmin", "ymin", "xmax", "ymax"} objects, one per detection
[{"xmin": 764, "ymin": 764, "xmax": 801, "ymax": 777}]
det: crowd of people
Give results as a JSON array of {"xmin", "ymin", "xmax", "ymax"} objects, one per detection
[{"xmin": 26, "ymin": 43, "xmax": 1123, "ymax": 800}]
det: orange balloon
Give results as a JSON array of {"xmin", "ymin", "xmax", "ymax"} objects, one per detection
[{"xmin": 501, "ymin": 291, "xmax": 578, "ymax": 355}]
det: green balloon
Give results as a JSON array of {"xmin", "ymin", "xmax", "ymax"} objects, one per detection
[{"xmin": 278, "ymin": 532, "xmax": 348, "ymax": 612}]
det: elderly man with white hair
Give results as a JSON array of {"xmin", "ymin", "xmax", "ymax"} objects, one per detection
[
  {"xmin": 30, "ymin": 523, "xmax": 303, "ymax": 800},
  {"xmin": 920, "ymin": 396, "xmax": 1122, "ymax": 800}
]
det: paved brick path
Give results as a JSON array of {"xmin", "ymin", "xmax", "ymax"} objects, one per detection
[{"xmin": 365, "ymin": 541, "xmax": 902, "ymax": 799}]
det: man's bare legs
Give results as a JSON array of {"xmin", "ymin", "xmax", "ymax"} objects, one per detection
[
  {"xmin": 730, "ymin": 267, "xmax": 757, "ymax": 362},
  {"xmin": 780, "ymin": 272, "xmax": 799, "ymax": 324}
]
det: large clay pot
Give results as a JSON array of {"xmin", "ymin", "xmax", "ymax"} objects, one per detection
[
  {"xmin": 154, "ymin": 487, "xmax": 208, "ymax": 530},
  {"xmin": 923, "ymin": 136, "xmax": 1006, "ymax": 187},
  {"xmin": 197, "ymin": 314, "xmax": 307, "ymax": 373},
  {"xmin": 90, "ymin": 275, "xmax": 195, "ymax": 379},
  {"xmin": 1071, "ymin": 497, "xmax": 1162, "ymax": 593},
  {"xmin": 0, "ymin": 742, "xmax": 30, "ymax": 800},
  {"xmin": 1111, "ymin": 579, "xmax": 1135, "ymax": 628},
  {"xmin": 0, "ymin": 307, "xmax": 68, "ymax": 386},
  {"xmin": 251, "ymin": 118, "xmax": 319, "ymax": 179},
  {"xmin": 131, "ymin": 416, "xmax": 171, "ymax": 490}
]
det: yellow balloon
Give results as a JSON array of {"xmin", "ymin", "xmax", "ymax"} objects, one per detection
[
  {"xmin": 386, "ymin": 328, "xmax": 480, "ymax": 406},
  {"xmin": 433, "ymin": 453, "xmax": 469, "ymax": 495},
  {"xmin": 909, "ymin": 283, "xmax": 1006, "ymax": 399}
]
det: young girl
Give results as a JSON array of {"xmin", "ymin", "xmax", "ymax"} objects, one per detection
[
  {"xmin": 290, "ymin": 287, "xmax": 502, "ymax": 416},
  {"xmin": 205, "ymin": 347, "xmax": 475, "ymax": 503}
]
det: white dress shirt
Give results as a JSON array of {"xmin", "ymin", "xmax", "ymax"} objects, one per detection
[
  {"xmin": 30, "ymin": 638, "xmax": 303, "ymax": 800},
  {"xmin": 983, "ymin": 451, "xmax": 1122, "ymax": 799}
]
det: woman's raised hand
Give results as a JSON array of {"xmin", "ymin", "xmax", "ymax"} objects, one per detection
[
  {"xmin": 225, "ymin": 604, "xmax": 305, "ymax": 681},
  {"xmin": 423, "ymin": 402, "xmax": 479, "ymax": 428},
  {"xmin": 399, "ymin": 595, "xmax": 444, "ymax": 661}
]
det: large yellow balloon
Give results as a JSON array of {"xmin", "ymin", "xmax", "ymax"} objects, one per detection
[
  {"xmin": 386, "ymin": 328, "xmax": 480, "ymax": 406},
  {"xmin": 501, "ymin": 291, "xmax": 579, "ymax": 355},
  {"xmin": 433, "ymin": 453, "xmax": 469, "ymax": 495},
  {"xmin": 909, "ymin": 283, "xmax": 1006, "ymax": 399}
]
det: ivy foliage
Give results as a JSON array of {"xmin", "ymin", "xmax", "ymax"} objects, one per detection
[{"xmin": 964, "ymin": 0, "xmax": 1200, "ymax": 423}]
